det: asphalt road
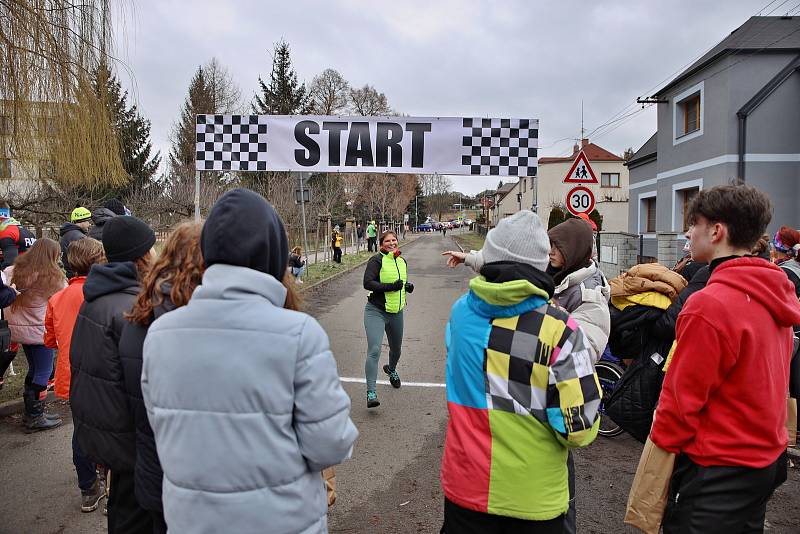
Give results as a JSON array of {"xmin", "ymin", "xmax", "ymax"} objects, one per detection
[{"xmin": 1, "ymin": 233, "xmax": 798, "ymax": 533}]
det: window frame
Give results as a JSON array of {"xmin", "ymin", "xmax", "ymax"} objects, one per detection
[
  {"xmin": 601, "ymin": 172, "xmax": 620, "ymax": 188},
  {"xmin": 0, "ymin": 158, "xmax": 11, "ymax": 179},
  {"xmin": 645, "ymin": 198, "xmax": 657, "ymax": 233},
  {"xmin": 672, "ymin": 81, "xmax": 704, "ymax": 146}
]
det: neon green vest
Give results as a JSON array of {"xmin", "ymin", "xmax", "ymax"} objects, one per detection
[{"xmin": 379, "ymin": 252, "xmax": 407, "ymax": 313}]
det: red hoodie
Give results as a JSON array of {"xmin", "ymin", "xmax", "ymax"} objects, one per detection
[{"xmin": 651, "ymin": 257, "xmax": 800, "ymax": 468}]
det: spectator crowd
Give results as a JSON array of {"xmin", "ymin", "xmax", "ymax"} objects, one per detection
[{"xmin": 0, "ymin": 184, "xmax": 797, "ymax": 534}]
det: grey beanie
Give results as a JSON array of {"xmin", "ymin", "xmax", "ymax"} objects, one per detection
[{"xmin": 481, "ymin": 210, "xmax": 550, "ymax": 271}]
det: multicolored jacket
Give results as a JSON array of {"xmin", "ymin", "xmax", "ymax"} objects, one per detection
[{"xmin": 441, "ymin": 262, "xmax": 601, "ymax": 521}]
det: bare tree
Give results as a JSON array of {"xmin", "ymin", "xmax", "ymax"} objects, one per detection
[
  {"xmin": 205, "ymin": 57, "xmax": 243, "ymax": 114},
  {"xmin": 424, "ymin": 174, "xmax": 453, "ymax": 221},
  {"xmin": 309, "ymin": 69, "xmax": 350, "ymax": 115},
  {"xmin": 349, "ymin": 84, "xmax": 392, "ymax": 116}
]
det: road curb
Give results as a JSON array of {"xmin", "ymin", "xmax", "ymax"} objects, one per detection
[
  {"xmin": 0, "ymin": 390, "xmax": 55, "ymax": 417},
  {"xmin": 789, "ymin": 446, "xmax": 800, "ymax": 463},
  {"xmin": 300, "ymin": 236, "xmax": 422, "ymax": 295}
]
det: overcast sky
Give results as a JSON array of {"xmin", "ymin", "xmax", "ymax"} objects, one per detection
[{"xmin": 112, "ymin": 0, "xmax": 768, "ymax": 196}]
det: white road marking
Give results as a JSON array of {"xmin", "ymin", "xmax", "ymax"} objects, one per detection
[{"xmin": 339, "ymin": 377, "xmax": 446, "ymax": 388}]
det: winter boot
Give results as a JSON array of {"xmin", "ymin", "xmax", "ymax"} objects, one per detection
[{"xmin": 23, "ymin": 388, "xmax": 62, "ymax": 432}]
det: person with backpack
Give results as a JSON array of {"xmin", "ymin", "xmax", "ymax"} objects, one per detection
[
  {"xmin": 59, "ymin": 207, "xmax": 91, "ymax": 278},
  {"xmin": 70, "ymin": 215, "xmax": 157, "ymax": 533},
  {"xmin": 362, "ymin": 230, "xmax": 413, "ymax": 408},
  {"xmin": 651, "ymin": 185, "xmax": 800, "ymax": 532},
  {"xmin": 4, "ymin": 238, "xmax": 66, "ymax": 432},
  {"xmin": 141, "ymin": 189, "xmax": 357, "ymax": 534},
  {"xmin": 119, "ymin": 221, "xmax": 205, "ymax": 534},
  {"xmin": 44, "ymin": 237, "xmax": 107, "ymax": 512},
  {"xmin": 440, "ymin": 210, "xmax": 601, "ymax": 533}
]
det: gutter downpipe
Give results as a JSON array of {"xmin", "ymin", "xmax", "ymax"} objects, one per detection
[{"xmin": 736, "ymin": 111, "xmax": 747, "ymax": 185}]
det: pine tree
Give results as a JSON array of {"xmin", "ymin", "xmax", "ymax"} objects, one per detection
[
  {"xmin": 169, "ymin": 66, "xmax": 215, "ymax": 175},
  {"xmin": 253, "ymin": 40, "xmax": 310, "ymax": 115},
  {"xmin": 94, "ymin": 64, "xmax": 161, "ymax": 196}
]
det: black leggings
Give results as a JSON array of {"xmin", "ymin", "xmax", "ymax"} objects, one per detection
[{"xmin": 441, "ymin": 499, "xmax": 564, "ymax": 534}]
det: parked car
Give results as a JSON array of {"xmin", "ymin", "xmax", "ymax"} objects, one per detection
[{"xmin": 416, "ymin": 223, "xmax": 432, "ymax": 232}]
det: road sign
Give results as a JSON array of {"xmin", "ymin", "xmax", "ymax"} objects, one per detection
[
  {"xmin": 563, "ymin": 150, "xmax": 598, "ymax": 184},
  {"xmin": 566, "ymin": 186, "xmax": 595, "ymax": 216}
]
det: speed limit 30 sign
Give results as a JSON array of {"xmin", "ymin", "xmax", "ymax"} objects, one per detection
[{"xmin": 566, "ymin": 186, "xmax": 595, "ymax": 216}]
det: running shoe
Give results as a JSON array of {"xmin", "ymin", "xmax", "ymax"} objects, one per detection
[
  {"xmin": 383, "ymin": 365, "xmax": 401, "ymax": 388},
  {"xmin": 367, "ymin": 390, "xmax": 380, "ymax": 408}
]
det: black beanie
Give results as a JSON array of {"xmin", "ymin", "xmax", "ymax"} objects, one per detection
[
  {"xmin": 201, "ymin": 188, "xmax": 289, "ymax": 280},
  {"xmin": 104, "ymin": 198, "xmax": 127, "ymax": 216},
  {"xmin": 102, "ymin": 216, "xmax": 156, "ymax": 262}
]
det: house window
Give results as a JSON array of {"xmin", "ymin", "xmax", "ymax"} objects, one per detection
[
  {"xmin": 39, "ymin": 159, "xmax": 54, "ymax": 179},
  {"xmin": 645, "ymin": 197, "xmax": 657, "ymax": 233},
  {"xmin": 681, "ymin": 95, "xmax": 700, "ymax": 135},
  {"xmin": 0, "ymin": 115, "xmax": 10, "ymax": 136},
  {"xmin": 37, "ymin": 117, "xmax": 57, "ymax": 137},
  {"xmin": 681, "ymin": 187, "xmax": 699, "ymax": 231},
  {"xmin": 0, "ymin": 158, "xmax": 10, "ymax": 179},
  {"xmin": 601, "ymin": 173, "xmax": 620, "ymax": 188}
]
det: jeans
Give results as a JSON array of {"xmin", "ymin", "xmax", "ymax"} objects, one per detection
[
  {"xmin": 73, "ymin": 430, "xmax": 97, "ymax": 491},
  {"xmin": 291, "ymin": 265, "xmax": 305, "ymax": 279},
  {"xmin": 364, "ymin": 302, "xmax": 404, "ymax": 391},
  {"xmin": 22, "ymin": 344, "xmax": 54, "ymax": 390}
]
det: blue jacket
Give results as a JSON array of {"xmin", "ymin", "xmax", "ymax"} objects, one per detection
[{"xmin": 142, "ymin": 264, "xmax": 358, "ymax": 534}]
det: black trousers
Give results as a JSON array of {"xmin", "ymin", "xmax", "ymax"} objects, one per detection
[
  {"xmin": 441, "ymin": 498, "xmax": 564, "ymax": 534},
  {"xmin": 333, "ymin": 247, "xmax": 342, "ymax": 263},
  {"xmin": 367, "ymin": 237, "xmax": 376, "ymax": 252},
  {"xmin": 107, "ymin": 470, "xmax": 153, "ymax": 534},
  {"xmin": 662, "ymin": 452, "xmax": 788, "ymax": 534}
]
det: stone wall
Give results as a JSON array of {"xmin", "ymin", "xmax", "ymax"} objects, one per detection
[
  {"xmin": 598, "ymin": 232, "xmax": 640, "ymax": 279},
  {"xmin": 657, "ymin": 232, "xmax": 681, "ymax": 269}
]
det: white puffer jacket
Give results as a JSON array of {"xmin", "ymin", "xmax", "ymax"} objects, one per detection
[{"xmin": 552, "ymin": 261, "xmax": 611, "ymax": 362}]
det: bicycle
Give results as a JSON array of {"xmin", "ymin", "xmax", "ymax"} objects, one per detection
[{"xmin": 595, "ymin": 348, "xmax": 625, "ymax": 437}]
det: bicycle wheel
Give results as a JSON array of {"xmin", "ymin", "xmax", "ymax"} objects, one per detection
[{"xmin": 595, "ymin": 360, "xmax": 625, "ymax": 437}]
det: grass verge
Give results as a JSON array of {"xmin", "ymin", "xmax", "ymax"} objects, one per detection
[
  {"xmin": 453, "ymin": 232, "xmax": 485, "ymax": 253},
  {"xmin": 301, "ymin": 250, "xmax": 375, "ymax": 287},
  {"xmin": 0, "ymin": 352, "xmax": 27, "ymax": 405}
]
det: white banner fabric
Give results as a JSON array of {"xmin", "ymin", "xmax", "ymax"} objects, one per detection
[{"xmin": 195, "ymin": 115, "xmax": 538, "ymax": 177}]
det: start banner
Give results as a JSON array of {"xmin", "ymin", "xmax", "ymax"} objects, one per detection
[{"xmin": 195, "ymin": 115, "xmax": 538, "ymax": 177}]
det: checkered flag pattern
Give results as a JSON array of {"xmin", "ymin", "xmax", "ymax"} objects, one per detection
[
  {"xmin": 461, "ymin": 118, "xmax": 538, "ymax": 176},
  {"xmin": 484, "ymin": 306, "xmax": 600, "ymax": 436},
  {"xmin": 195, "ymin": 115, "xmax": 269, "ymax": 171}
]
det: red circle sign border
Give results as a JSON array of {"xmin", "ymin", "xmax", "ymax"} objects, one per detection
[{"xmin": 566, "ymin": 186, "xmax": 595, "ymax": 216}]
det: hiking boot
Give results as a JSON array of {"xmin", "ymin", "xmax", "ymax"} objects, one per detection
[
  {"xmin": 367, "ymin": 390, "xmax": 380, "ymax": 408},
  {"xmin": 81, "ymin": 480, "xmax": 104, "ymax": 513},
  {"xmin": 383, "ymin": 365, "xmax": 401, "ymax": 388},
  {"xmin": 23, "ymin": 389, "xmax": 62, "ymax": 433}
]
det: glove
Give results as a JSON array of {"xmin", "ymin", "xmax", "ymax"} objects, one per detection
[
  {"xmin": 404, "ymin": 282, "xmax": 414, "ymax": 293},
  {"xmin": 388, "ymin": 279, "xmax": 404, "ymax": 291}
]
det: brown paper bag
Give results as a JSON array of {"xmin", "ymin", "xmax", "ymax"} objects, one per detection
[
  {"xmin": 322, "ymin": 467, "xmax": 336, "ymax": 507},
  {"xmin": 624, "ymin": 438, "xmax": 676, "ymax": 534},
  {"xmin": 788, "ymin": 397, "xmax": 798, "ymax": 448}
]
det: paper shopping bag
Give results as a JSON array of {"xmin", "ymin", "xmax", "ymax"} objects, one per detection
[
  {"xmin": 322, "ymin": 467, "xmax": 337, "ymax": 507},
  {"xmin": 624, "ymin": 438, "xmax": 676, "ymax": 534},
  {"xmin": 788, "ymin": 397, "xmax": 797, "ymax": 448}
]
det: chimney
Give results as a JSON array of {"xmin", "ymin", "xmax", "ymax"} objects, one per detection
[
  {"xmin": 581, "ymin": 138, "xmax": 589, "ymax": 148},
  {"xmin": 573, "ymin": 143, "xmax": 580, "ymax": 155}
]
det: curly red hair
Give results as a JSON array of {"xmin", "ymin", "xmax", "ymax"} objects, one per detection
[{"xmin": 127, "ymin": 221, "xmax": 205, "ymax": 326}]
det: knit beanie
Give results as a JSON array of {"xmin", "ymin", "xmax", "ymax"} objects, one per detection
[
  {"xmin": 102, "ymin": 215, "xmax": 156, "ymax": 262},
  {"xmin": 481, "ymin": 210, "xmax": 550, "ymax": 271}
]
